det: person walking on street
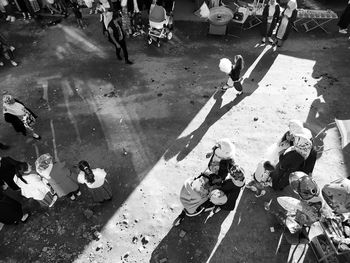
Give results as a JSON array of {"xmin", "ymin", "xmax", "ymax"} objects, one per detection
[
  {"xmin": 77, "ymin": 160, "xmax": 112, "ymax": 203},
  {"xmin": 3, "ymin": 95, "xmax": 41, "ymax": 140},
  {"xmin": 107, "ymin": 11, "xmax": 133, "ymax": 64}
]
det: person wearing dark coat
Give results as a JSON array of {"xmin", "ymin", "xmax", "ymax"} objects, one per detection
[
  {"xmin": 261, "ymin": 0, "xmax": 280, "ymax": 44},
  {"xmin": 0, "ymin": 156, "xmax": 27, "ymax": 191},
  {"xmin": 270, "ymin": 145, "xmax": 317, "ymax": 191},
  {"xmin": 0, "ymin": 189, "xmax": 30, "ymax": 225},
  {"xmin": 107, "ymin": 12, "xmax": 133, "ymax": 64},
  {"xmin": 338, "ymin": 0, "xmax": 350, "ymax": 34},
  {"xmin": 275, "ymin": 0, "xmax": 297, "ymax": 47}
]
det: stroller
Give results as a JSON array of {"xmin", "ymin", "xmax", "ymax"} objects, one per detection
[{"xmin": 147, "ymin": 0, "xmax": 175, "ymax": 47}]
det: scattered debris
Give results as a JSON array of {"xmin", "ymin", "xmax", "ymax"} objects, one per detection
[
  {"xmin": 141, "ymin": 236, "xmax": 149, "ymax": 245},
  {"xmin": 179, "ymin": 230, "xmax": 186, "ymax": 238},
  {"xmin": 83, "ymin": 209, "xmax": 94, "ymax": 219},
  {"xmin": 157, "ymin": 93, "xmax": 163, "ymax": 97},
  {"xmin": 253, "ymin": 117, "xmax": 258, "ymax": 121}
]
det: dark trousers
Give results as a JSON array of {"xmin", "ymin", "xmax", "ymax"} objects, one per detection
[
  {"xmin": 116, "ymin": 39, "xmax": 129, "ymax": 62},
  {"xmin": 338, "ymin": 4, "xmax": 350, "ymax": 29}
]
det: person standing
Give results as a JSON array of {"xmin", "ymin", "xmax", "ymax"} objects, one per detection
[
  {"xmin": 3, "ymin": 95, "xmax": 41, "ymax": 140},
  {"xmin": 219, "ymin": 55, "xmax": 244, "ymax": 95},
  {"xmin": 274, "ymin": 0, "xmax": 297, "ymax": 47},
  {"xmin": 107, "ymin": 12, "xmax": 133, "ymax": 64},
  {"xmin": 13, "ymin": 162, "xmax": 57, "ymax": 207},
  {"xmin": 77, "ymin": 160, "xmax": 112, "ymax": 203},
  {"xmin": 0, "ymin": 156, "xmax": 27, "ymax": 191},
  {"xmin": 338, "ymin": 0, "xmax": 350, "ymax": 34},
  {"xmin": 0, "ymin": 189, "xmax": 30, "ymax": 225},
  {"xmin": 260, "ymin": 0, "xmax": 280, "ymax": 44}
]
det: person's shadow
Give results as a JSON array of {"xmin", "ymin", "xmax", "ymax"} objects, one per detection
[{"xmin": 164, "ymin": 90, "xmax": 245, "ymax": 162}]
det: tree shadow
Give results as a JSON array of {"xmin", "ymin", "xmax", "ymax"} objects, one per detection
[{"xmin": 163, "ymin": 90, "xmax": 244, "ymax": 162}]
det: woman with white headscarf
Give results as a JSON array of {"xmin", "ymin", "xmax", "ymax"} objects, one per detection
[
  {"xmin": 247, "ymin": 119, "xmax": 316, "ymax": 195},
  {"xmin": 275, "ymin": 0, "xmax": 297, "ymax": 47},
  {"xmin": 3, "ymin": 95, "xmax": 41, "ymax": 140},
  {"xmin": 270, "ymin": 131, "xmax": 317, "ymax": 191}
]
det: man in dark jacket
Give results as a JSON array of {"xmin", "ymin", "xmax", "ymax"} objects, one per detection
[
  {"xmin": 0, "ymin": 156, "xmax": 27, "ymax": 191},
  {"xmin": 107, "ymin": 12, "xmax": 133, "ymax": 65}
]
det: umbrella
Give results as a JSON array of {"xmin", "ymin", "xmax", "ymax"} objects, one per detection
[
  {"xmin": 322, "ymin": 178, "xmax": 350, "ymax": 214},
  {"xmin": 335, "ymin": 119, "xmax": 350, "ymax": 149}
]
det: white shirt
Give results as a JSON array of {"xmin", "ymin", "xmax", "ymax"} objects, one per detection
[
  {"xmin": 77, "ymin": 168, "xmax": 107, "ymax": 189},
  {"xmin": 14, "ymin": 173, "xmax": 50, "ymax": 200}
]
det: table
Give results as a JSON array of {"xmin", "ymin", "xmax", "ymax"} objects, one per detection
[{"xmin": 293, "ymin": 9, "xmax": 338, "ymax": 33}]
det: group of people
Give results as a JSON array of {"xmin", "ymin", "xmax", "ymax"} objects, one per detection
[
  {"xmin": 260, "ymin": 0, "xmax": 297, "ymax": 47},
  {"xmin": 0, "ymin": 94, "xmax": 113, "ymax": 227},
  {"xmin": 173, "ymin": 119, "xmax": 325, "ymax": 245}
]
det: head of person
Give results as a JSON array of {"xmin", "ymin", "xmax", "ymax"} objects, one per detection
[
  {"xmin": 78, "ymin": 160, "xmax": 95, "ymax": 184},
  {"xmin": 16, "ymin": 162, "xmax": 32, "ymax": 184},
  {"xmin": 289, "ymin": 171, "xmax": 319, "ymax": 200},
  {"xmin": 269, "ymin": 0, "xmax": 276, "ymax": 5},
  {"xmin": 214, "ymin": 139, "xmax": 236, "ymax": 160},
  {"xmin": 234, "ymin": 55, "xmax": 244, "ymax": 70},
  {"xmin": 209, "ymin": 172, "xmax": 224, "ymax": 186},
  {"xmin": 209, "ymin": 189, "xmax": 228, "ymax": 205},
  {"xmin": 35, "ymin": 153, "xmax": 53, "ymax": 172},
  {"xmin": 3, "ymin": 94, "xmax": 15, "ymax": 105},
  {"xmin": 219, "ymin": 58, "xmax": 232, "ymax": 74}
]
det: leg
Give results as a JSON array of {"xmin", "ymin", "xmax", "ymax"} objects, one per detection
[{"xmin": 118, "ymin": 39, "xmax": 133, "ymax": 64}]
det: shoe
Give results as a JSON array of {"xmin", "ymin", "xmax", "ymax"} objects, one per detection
[
  {"xmin": 70, "ymin": 195, "xmax": 76, "ymax": 200},
  {"xmin": 32, "ymin": 133, "xmax": 41, "ymax": 140},
  {"xmin": 125, "ymin": 60, "xmax": 133, "ymax": 65},
  {"xmin": 212, "ymin": 206, "xmax": 221, "ymax": 214},
  {"xmin": 6, "ymin": 16, "xmax": 11, "ymax": 21},
  {"xmin": 10, "ymin": 46, "xmax": 15, "ymax": 52},
  {"xmin": 255, "ymin": 189, "xmax": 266, "ymax": 198},
  {"xmin": 76, "ymin": 191, "xmax": 81, "ymax": 196},
  {"xmin": 49, "ymin": 195, "xmax": 58, "ymax": 208},
  {"xmin": 0, "ymin": 62, "xmax": 4, "ymax": 67},
  {"xmin": 268, "ymin": 37, "xmax": 274, "ymax": 43},
  {"xmin": 10, "ymin": 61, "xmax": 18, "ymax": 67},
  {"xmin": 10, "ymin": 16, "xmax": 16, "ymax": 23},
  {"xmin": 221, "ymin": 85, "xmax": 230, "ymax": 91},
  {"xmin": 246, "ymin": 181, "xmax": 258, "ymax": 192},
  {"xmin": 339, "ymin": 29, "xmax": 348, "ymax": 34},
  {"xmin": 20, "ymin": 212, "xmax": 31, "ymax": 223},
  {"xmin": 261, "ymin": 37, "xmax": 266, "ymax": 43},
  {"xmin": 236, "ymin": 91, "xmax": 243, "ymax": 96}
]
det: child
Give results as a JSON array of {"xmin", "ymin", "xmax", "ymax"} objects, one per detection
[
  {"xmin": 219, "ymin": 55, "xmax": 244, "ymax": 95},
  {"xmin": 35, "ymin": 154, "xmax": 81, "ymax": 201},
  {"xmin": 70, "ymin": 0, "xmax": 85, "ymax": 29},
  {"xmin": 77, "ymin": 160, "xmax": 112, "ymax": 203}
]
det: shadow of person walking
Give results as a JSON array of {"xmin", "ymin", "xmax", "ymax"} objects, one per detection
[{"xmin": 164, "ymin": 90, "xmax": 245, "ymax": 162}]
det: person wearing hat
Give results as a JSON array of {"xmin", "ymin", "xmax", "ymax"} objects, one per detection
[
  {"xmin": 173, "ymin": 171, "xmax": 223, "ymax": 226},
  {"xmin": 106, "ymin": 11, "xmax": 133, "ymax": 64}
]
